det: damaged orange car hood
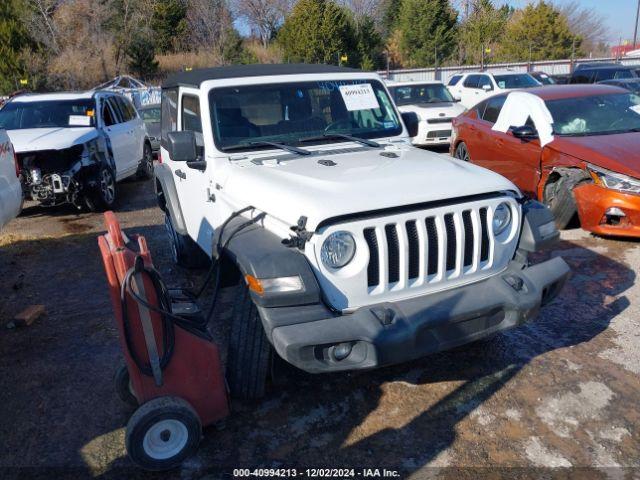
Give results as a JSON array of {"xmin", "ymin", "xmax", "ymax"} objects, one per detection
[{"xmin": 551, "ymin": 133, "xmax": 640, "ymax": 178}]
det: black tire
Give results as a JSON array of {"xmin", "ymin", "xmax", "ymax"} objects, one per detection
[
  {"xmin": 543, "ymin": 171, "xmax": 591, "ymax": 230},
  {"xmin": 137, "ymin": 143, "xmax": 154, "ymax": 180},
  {"xmin": 85, "ymin": 165, "xmax": 117, "ymax": 212},
  {"xmin": 226, "ymin": 284, "xmax": 272, "ymax": 400},
  {"xmin": 454, "ymin": 142, "xmax": 471, "ymax": 162},
  {"xmin": 125, "ymin": 396, "xmax": 201, "ymax": 471},
  {"xmin": 114, "ymin": 362, "xmax": 138, "ymax": 407},
  {"xmin": 164, "ymin": 211, "xmax": 210, "ymax": 269}
]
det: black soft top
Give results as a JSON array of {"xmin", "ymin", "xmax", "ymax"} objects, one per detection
[{"xmin": 163, "ymin": 63, "xmax": 362, "ymax": 89}]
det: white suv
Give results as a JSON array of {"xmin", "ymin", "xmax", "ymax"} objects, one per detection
[
  {"xmin": 0, "ymin": 91, "xmax": 153, "ymax": 210},
  {"xmin": 448, "ymin": 71, "xmax": 541, "ymax": 108},
  {"xmin": 0, "ymin": 129, "xmax": 22, "ymax": 229},
  {"xmin": 155, "ymin": 64, "xmax": 569, "ymax": 400},
  {"xmin": 386, "ymin": 80, "xmax": 466, "ymax": 146}
]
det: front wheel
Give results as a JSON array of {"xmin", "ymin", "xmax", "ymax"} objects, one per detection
[
  {"xmin": 226, "ymin": 284, "xmax": 272, "ymax": 400},
  {"xmin": 85, "ymin": 165, "xmax": 117, "ymax": 212},
  {"xmin": 543, "ymin": 171, "xmax": 591, "ymax": 229},
  {"xmin": 454, "ymin": 142, "xmax": 471, "ymax": 162},
  {"xmin": 126, "ymin": 397, "xmax": 201, "ymax": 471}
]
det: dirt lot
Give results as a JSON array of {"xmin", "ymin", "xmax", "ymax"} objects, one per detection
[{"xmin": 0, "ymin": 177, "xmax": 639, "ymax": 479}]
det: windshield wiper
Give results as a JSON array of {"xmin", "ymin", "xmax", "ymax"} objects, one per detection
[
  {"xmin": 224, "ymin": 141, "xmax": 311, "ymax": 156},
  {"xmin": 298, "ymin": 133, "xmax": 381, "ymax": 148}
]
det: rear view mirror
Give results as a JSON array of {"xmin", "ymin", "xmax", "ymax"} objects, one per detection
[
  {"xmin": 166, "ymin": 131, "xmax": 197, "ymax": 162},
  {"xmin": 401, "ymin": 112, "xmax": 420, "ymax": 137},
  {"xmin": 511, "ymin": 125, "xmax": 538, "ymax": 140},
  {"xmin": 482, "ymin": 84, "xmax": 493, "ymax": 91}
]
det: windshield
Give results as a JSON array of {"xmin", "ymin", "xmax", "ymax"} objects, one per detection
[
  {"xmin": 209, "ymin": 79, "xmax": 402, "ymax": 152},
  {"xmin": 390, "ymin": 84, "xmax": 455, "ymax": 106},
  {"xmin": 140, "ymin": 107, "xmax": 160, "ymax": 123},
  {"xmin": 547, "ymin": 93, "xmax": 640, "ymax": 136},
  {"xmin": 533, "ymin": 73, "xmax": 555, "ymax": 85},
  {"xmin": 0, "ymin": 99, "xmax": 96, "ymax": 129},
  {"xmin": 494, "ymin": 74, "xmax": 540, "ymax": 89}
]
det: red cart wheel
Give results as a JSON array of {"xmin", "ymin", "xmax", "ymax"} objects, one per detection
[{"xmin": 126, "ymin": 396, "xmax": 202, "ymax": 471}]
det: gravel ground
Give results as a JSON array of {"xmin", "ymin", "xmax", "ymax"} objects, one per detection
[{"xmin": 0, "ymin": 177, "xmax": 639, "ymax": 480}]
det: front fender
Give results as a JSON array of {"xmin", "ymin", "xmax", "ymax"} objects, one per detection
[{"xmin": 219, "ymin": 219, "xmax": 321, "ymax": 308}]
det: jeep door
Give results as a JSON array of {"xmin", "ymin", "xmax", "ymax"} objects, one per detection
[
  {"xmin": 173, "ymin": 90, "xmax": 211, "ymax": 245},
  {"xmin": 98, "ymin": 95, "xmax": 137, "ymax": 179}
]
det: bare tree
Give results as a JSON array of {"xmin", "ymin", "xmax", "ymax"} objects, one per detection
[
  {"xmin": 556, "ymin": 0, "xmax": 609, "ymax": 55},
  {"xmin": 24, "ymin": 0, "xmax": 64, "ymax": 54},
  {"xmin": 187, "ymin": 0, "xmax": 236, "ymax": 50},
  {"xmin": 232, "ymin": 0, "xmax": 292, "ymax": 47},
  {"xmin": 337, "ymin": 0, "xmax": 382, "ymax": 23}
]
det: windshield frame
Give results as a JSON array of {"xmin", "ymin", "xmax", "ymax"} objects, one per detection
[
  {"xmin": 546, "ymin": 92, "xmax": 640, "ymax": 137},
  {"xmin": 207, "ymin": 78, "xmax": 403, "ymax": 154},
  {"xmin": 0, "ymin": 98, "xmax": 97, "ymax": 130}
]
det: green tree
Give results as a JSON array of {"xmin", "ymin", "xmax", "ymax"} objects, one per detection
[
  {"xmin": 380, "ymin": 0, "xmax": 401, "ymax": 39},
  {"xmin": 151, "ymin": 0, "xmax": 188, "ymax": 53},
  {"xmin": 500, "ymin": 1, "xmax": 581, "ymax": 62},
  {"xmin": 0, "ymin": 0, "xmax": 33, "ymax": 94},
  {"xmin": 277, "ymin": 0, "xmax": 356, "ymax": 65},
  {"xmin": 355, "ymin": 15, "xmax": 383, "ymax": 70},
  {"xmin": 397, "ymin": 0, "xmax": 458, "ymax": 68},
  {"xmin": 127, "ymin": 35, "xmax": 159, "ymax": 79},
  {"xmin": 459, "ymin": 0, "xmax": 511, "ymax": 64}
]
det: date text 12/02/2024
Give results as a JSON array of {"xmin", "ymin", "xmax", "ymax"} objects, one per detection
[{"xmin": 233, "ymin": 468, "xmax": 401, "ymax": 478}]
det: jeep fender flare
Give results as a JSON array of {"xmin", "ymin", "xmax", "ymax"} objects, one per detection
[
  {"xmin": 218, "ymin": 218, "xmax": 321, "ymax": 309},
  {"xmin": 154, "ymin": 163, "xmax": 188, "ymax": 235}
]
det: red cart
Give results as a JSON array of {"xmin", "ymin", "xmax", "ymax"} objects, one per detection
[{"xmin": 98, "ymin": 211, "xmax": 229, "ymax": 470}]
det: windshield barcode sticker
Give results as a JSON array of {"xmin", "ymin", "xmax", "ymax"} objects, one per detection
[
  {"xmin": 339, "ymin": 84, "xmax": 380, "ymax": 111},
  {"xmin": 69, "ymin": 115, "xmax": 91, "ymax": 126}
]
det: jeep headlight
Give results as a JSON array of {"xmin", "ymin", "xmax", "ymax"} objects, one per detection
[
  {"xmin": 588, "ymin": 164, "xmax": 640, "ymax": 195},
  {"xmin": 493, "ymin": 202, "xmax": 512, "ymax": 236},
  {"xmin": 321, "ymin": 231, "xmax": 356, "ymax": 269}
]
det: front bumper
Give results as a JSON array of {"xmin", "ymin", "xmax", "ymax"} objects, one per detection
[
  {"xmin": 412, "ymin": 120, "xmax": 453, "ymax": 146},
  {"xmin": 574, "ymin": 183, "xmax": 640, "ymax": 238},
  {"xmin": 263, "ymin": 257, "xmax": 569, "ymax": 373}
]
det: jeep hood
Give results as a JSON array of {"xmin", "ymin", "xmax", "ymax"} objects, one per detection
[
  {"xmin": 7, "ymin": 127, "xmax": 98, "ymax": 153},
  {"xmin": 223, "ymin": 146, "xmax": 519, "ymax": 231}
]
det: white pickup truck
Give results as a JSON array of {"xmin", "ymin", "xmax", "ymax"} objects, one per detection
[
  {"xmin": 0, "ymin": 91, "xmax": 153, "ymax": 210},
  {"xmin": 0, "ymin": 129, "xmax": 22, "ymax": 229},
  {"xmin": 154, "ymin": 64, "xmax": 570, "ymax": 402}
]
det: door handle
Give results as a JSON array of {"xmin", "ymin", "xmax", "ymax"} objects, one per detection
[{"xmin": 175, "ymin": 169, "xmax": 186, "ymax": 179}]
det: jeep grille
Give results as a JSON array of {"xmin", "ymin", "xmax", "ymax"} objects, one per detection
[{"xmin": 311, "ymin": 195, "xmax": 521, "ymax": 311}]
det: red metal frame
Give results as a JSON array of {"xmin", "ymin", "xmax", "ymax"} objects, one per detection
[{"xmin": 98, "ymin": 211, "xmax": 229, "ymax": 426}]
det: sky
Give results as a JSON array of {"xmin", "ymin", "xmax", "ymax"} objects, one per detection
[{"xmin": 499, "ymin": 0, "xmax": 639, "ymax": 44}]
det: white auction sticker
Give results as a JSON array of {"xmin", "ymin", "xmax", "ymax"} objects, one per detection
[
  {"xmin": 69, "ymin": 115, "xmax": 91, "ymax": 126},
  {"xmin": 339, "ymin": 84, "xmax": 380, "ymax": 111}
]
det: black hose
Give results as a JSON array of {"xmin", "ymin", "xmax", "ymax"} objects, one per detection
[{"xmin": 120, "ymin": 206, "xmax": 261, "ymax": 376}]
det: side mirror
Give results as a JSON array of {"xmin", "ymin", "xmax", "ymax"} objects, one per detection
[
  {"xmin": 401, "ymin": 111, "xmax": 420, "ymax": 137},
  {"xmin": 511, "ymin": 125, "xmax": 538, "ymax": 140},
  {"xmin": 482, "ymin": 84, "xmax": 493, "ymax": 91},
  {"xmin": 166, "ymin": 131, "xmax": 197, "ymax": 162}
]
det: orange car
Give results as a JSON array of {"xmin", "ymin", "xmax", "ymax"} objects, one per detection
[{"xmin": 451, "ymin": 84, "xmax": 640, "ymax": 237}]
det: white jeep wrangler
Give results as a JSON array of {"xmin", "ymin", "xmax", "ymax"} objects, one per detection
[{"xmin": 154, "ymin": 64, "xmax": 570, "ymax": 399}]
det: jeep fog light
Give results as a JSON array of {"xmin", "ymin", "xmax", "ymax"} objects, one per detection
[
  {"xmin": 492, "ymin": 203, "xmax": 512, "ymax": 236},
  {"xmin": 321, "ymin": 231, "xmax": 356, "ymax": 269},
  {"xmin": 245, "ymin": 275, "xmax": 304, "ymax": 295}
]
